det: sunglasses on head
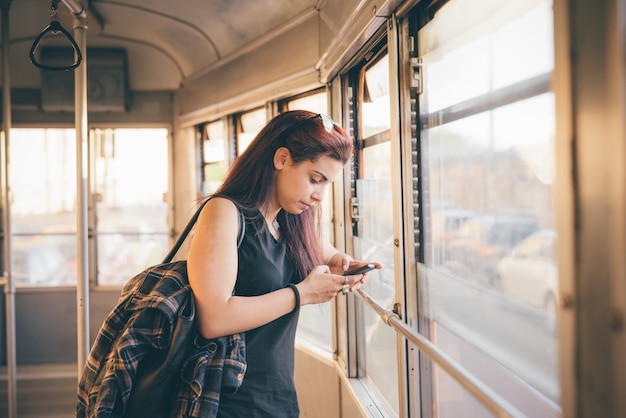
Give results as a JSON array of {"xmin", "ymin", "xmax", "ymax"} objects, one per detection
[
  {"xmin": 316, "ymin": 113, "xmax": 336, "ymax": 133},
  {"xmin": 282, "ymin": 113, "xmax": 336, "ymax": 138}
]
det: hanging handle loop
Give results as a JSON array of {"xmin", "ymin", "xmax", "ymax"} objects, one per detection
[{"xmin": 29, "ymin": 0, "xmax": 83, "ymax": 71}]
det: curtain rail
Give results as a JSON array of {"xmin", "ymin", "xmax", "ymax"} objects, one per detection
[{"xmin": 354, "ymin": 288, "xmax": 527, "ymax": 418}]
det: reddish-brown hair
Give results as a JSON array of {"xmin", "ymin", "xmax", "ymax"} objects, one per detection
[{"xmin": 215, "ymin": 110, "xmax": 353, "ymax": 278}]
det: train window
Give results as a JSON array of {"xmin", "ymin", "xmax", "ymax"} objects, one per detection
[
  {"xmin": 92, "ymin": 128, "xmax": 169, "ymax": 286},
  {"xmin": 417, "ymin": 0, "xmax": 559, "ymax": 415},
  {"xmin": 237, "ymin": 107, "xmax": 266, "ymax": 155},
  {"xmin": 200, "ymin": 120, "xmax": 228, "ymax": 194},
  {"xmin": 9, "ymin": 128, "xmax": 77, "ymax": 286},
  {"xmin": 285, "ymin": 91, "xmax": 328, "ymax": 116},
  {"xmin": 362, "ymin": 54, "xmax": 391, "ymax": 137},
  {"xmin": 350, "ymin": 49, "xmax": 400, "ymax": 414},
  {"xmin": 283, "ymin": 89, "xmax": 334, "ymax": 350}
]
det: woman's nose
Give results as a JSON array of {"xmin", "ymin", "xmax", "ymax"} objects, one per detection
[{"xmin": 312, "ymin": 186, "xmax": 324, "ymax": 202}]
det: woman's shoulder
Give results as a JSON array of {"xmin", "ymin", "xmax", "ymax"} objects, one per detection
[
  {"xmin": 204, "ymin": 195, "xmax": 238, "ymax": 209},
  {"xmin": 197, "ymin": 196, "xmax": 241, "ymax": 228}
]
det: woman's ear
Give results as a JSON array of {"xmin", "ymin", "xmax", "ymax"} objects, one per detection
[{"xmin": 274, "ymin": 147, "xmax": 290, "ymax": 170}]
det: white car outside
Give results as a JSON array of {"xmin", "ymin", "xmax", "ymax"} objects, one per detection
[{"xmin": 497, "ymin": 229, "xmax": 558, "ymax": 333}]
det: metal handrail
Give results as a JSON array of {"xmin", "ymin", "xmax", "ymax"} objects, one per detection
[{"xmin": 354, "ymin": 288, "xmax": 527, "ymax": 418}]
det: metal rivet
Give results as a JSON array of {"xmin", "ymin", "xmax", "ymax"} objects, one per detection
[
  {"xmin": 561, "ymin": 294, "xmax": 574, "ymax": 309},
  {"xmin": 608, "ymin": 310, "xmax": 624, "ymax": 331}
]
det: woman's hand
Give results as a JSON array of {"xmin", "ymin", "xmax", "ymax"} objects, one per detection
[
  {"xmin": 341, "ymin": 260, "xmax": 382, "ymax": 293},
  {"xmin": 296, "ymin": 265, "xmax": 346, "ymax": 305},
  {"xmin": 327, "ymin": 252, "xmax": 352, "ymax": 275},
  {"xmin": 297, "ymin": 255, "xmax": 383, "ymax": 305},
  {"xmin": 326, "ymin": 251, "xmax": 382, "ymax": 292}
]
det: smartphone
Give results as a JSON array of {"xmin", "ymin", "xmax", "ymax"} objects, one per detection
[{"xmin": 343, "ymin": 263, "xmax": 376, "ymax": 276}]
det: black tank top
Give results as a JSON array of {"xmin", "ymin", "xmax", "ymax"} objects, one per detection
[{"xmin": 217, "ymin": 210, "xmax": 301, "ymax": 418}]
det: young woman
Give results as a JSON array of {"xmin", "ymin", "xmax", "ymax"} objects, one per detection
[{"xmin": 186, "ymin": 110, "xmax": 380, "ymax": 417}]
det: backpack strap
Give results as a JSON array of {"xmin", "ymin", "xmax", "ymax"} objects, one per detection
[{"xmin": 162, "ymin": 197, "xmax": 245, "ymax": 263}]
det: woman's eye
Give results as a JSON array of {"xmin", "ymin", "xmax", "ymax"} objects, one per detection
[{"xmin": 311, "ymin": 178, "xmax": 321, "ymax": 185}]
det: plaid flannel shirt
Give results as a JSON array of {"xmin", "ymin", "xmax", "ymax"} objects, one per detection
[{"xmin": 76, "ymin": 261, "xmax": 247, "ymax": 418}]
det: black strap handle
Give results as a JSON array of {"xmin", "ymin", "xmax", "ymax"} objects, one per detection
[
  {"xmin": 29, "ymin": 21, "xmax": 83, "ymax": 71},
  {"xmin": 162, "ymin": 197, "xmax": 245, "ymax": 263}
]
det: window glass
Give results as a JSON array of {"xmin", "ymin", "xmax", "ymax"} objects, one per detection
[
  {"xmin": 362, "ymin": 55, "xmax": 391, "ymax": 137},
  {"xmin": 237, "ymin": 108, "xmax": 266, "ymax": 155},
  {"xmin": 353, "ymin": 51, "xmax": 399, "ymax": 414},
  {"xmin": 287, "ymin": 92, "xmax": 327, "ymax": 114},
  {"xmin": 284, "ymin": 90, "xmax": 334, "ymax": 350},
  {"xmin": 202, "ymin": 120, "xmax": 228, "ymax": 194},
  {"xmin": 203, "ymin": 121, "xmax": 225, "ymax": 163},
  {"xmin": 93, "ymin": 128, "xmax": 169, "ymax": 285},
  {"xmin": 422, "ymin": 0, "xmax": 553, "ymax": 112},
  {"xmin": 10, "ymin": 128, "xmax": 77, "ymax": 286},
  {"xmin": 418, "ymin": 0, "xmax": 559, "ymax": 415}
]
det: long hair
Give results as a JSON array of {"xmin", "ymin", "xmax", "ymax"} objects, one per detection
[{"xmin": 215, "ymin": 110, "xmax": 353, "ymax": 278}]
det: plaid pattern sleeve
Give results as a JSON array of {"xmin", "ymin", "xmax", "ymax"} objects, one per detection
[{"xmin": 76, "ymin": 261, "xmax": 247, "ymax": 418}]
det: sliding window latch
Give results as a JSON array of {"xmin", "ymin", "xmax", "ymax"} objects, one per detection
[
  {"xmin": 351, "ymin": 197, "xmax": 360, "ymax": 222},
  {"xmin": 410, "ymin": 57, "xmax": 423, "ymax": 94}
]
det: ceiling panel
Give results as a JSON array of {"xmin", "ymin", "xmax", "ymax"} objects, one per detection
[{"xmin": 5, "ymin": 0, "xmax": 320, "ymax": 90}]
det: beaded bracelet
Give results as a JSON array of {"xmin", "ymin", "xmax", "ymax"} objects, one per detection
[{"xmin": 287, "ymin": 283, "xmax": 300, "ymax": 312}]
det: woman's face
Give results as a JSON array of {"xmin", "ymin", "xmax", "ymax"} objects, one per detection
[{"xmin": 273, "ymin": 150, "xmax": 343, "ymax": 215}]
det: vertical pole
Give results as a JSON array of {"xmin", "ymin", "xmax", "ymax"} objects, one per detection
[
  {"xmin": 73, "ymin": 5, "xmax": 90, "ymax": 373},
  {"xmin": 0, "ymin": 3, "xmax": 16, "ymax": 417},
  {"xmin": 561, "ymin": 0, "xmax": 626, "ymax": 416}
]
